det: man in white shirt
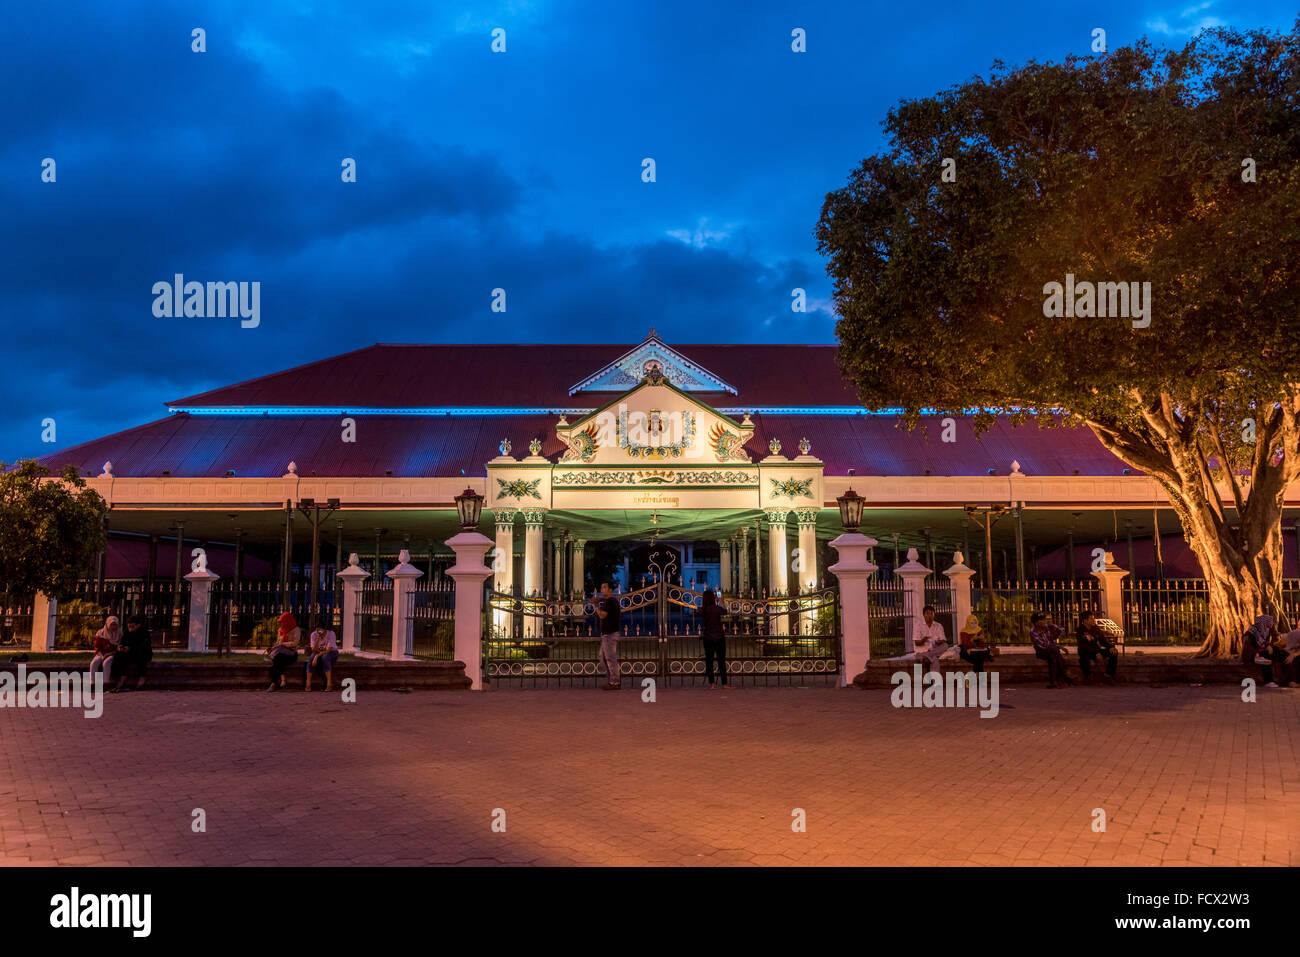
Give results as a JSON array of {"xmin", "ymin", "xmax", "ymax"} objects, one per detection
[{"xmin": 912, "ymin": 605, "xmax": 948, "ymax": 673}]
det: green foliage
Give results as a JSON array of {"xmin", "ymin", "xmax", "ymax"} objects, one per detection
[
  {"xmin": 817, "ymin": 24, "xmax": 1300, "ymax": 649},
  {"xmin": 973, "ymin": 593, "xmax": 1037, "ymax": 645},
  {"xmin": 250, "ymin": 616, "xmax": 281, "ymax": 649},
  {"xmin": 55, "ymin": 599, "xmax": 107, "ymax": 649},
  {"xmin": 0, "ymin": 461, "xmax": 107, "ymax": 603},
  {"xmin": 1165, "ymin": 597, "xmax": 1212, "ymax": 644}
]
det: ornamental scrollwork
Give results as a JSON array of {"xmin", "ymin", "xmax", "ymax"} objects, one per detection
[
  {"xmin": 769, "ymin": 477, "xmax": 815, "ymax": 499},
  {"xmin": 496, "ymin": 477, "xmax": 543, "ymax": 500}
]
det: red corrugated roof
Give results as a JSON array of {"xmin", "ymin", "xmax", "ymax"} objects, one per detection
[
  {"xmin": 39, "ymin": 411, "xmax": 1133, "ymax": 479},
  {"xmin": 167, "ymin": 343, "xmax": 864, "ymax": 409}
]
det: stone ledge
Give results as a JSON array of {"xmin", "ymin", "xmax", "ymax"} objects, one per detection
[
  {"xmin": 0, "ymin": 659, "xmax": 471, "ymax": 691},
  {"xmin": 854, "ymin": 653, "xmax": 1249, "ymax": 688}
]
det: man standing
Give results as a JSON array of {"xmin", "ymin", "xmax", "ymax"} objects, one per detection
[
  {"xmin": 596, "ymin": 581, "xmax": 622, "ymax": 690},
  {"xmin": 912, "ymin": 604, "xmax": 948, "ymax": 673}
]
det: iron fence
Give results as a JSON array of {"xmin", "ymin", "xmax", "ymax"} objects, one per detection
[
  {"xmin": 1122, "ymin": 578, "xmax": 1210, "ymax": 645},
  {"xmin": 971, "ymin": 580, "xmax": 1099, "ymax": 645},
  {"xmin": 407, "ymin": 576, "xmax": 455, "ymax": 658},
  {"xmin": 55, "ymin": 579, "xmax": 190, "ymax": 649},
  {"xmin": 357, "ymin": 580, "xmax": 394, "ymax": 654}
]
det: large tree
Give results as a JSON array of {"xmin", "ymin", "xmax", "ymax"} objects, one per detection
[
  {"xmin": 817, "ymin": 24, "xmax": 1300, "ymax": 656},
  {"xmin": 0, "ymin": 460, "xmax": 107, "ymax": 604}
]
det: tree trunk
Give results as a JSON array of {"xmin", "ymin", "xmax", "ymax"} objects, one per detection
[{"xmin": 1157, "ymin": 464, "xmax": 1286, "ymax": 658}]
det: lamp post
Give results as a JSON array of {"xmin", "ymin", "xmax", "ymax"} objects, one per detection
[
  {"xmin": 829, "ymin": 488, "xmax": 876, "ymax": 687},
  {"xmin": 448, "ymin": 487, "xmax": 492, "ymax": 689},
  {"xmin": 296, "ymin": 497, "xmax": 341, "ymax": 629}
]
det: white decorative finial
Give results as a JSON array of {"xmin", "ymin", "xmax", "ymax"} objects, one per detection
[
  {"xmin": 768, "ymin": 438, "xmax": 782, "ymax": 455},
  {"xmin": 101, "ymin": 461, "xmax": 113, "ymax": 476},
  {"xmin": 798, "ymin": 437, "xmax": 811, "ymax": 455},
  {"xmin": 398, "ymin": 548, "xmax": 411, "ymax": 564},
  {"xmin": 954, "ymin": 550, "xmax": 965, "ymax": 565},
  {"xmin": 906, "ymin": 547, "xmax": 919, "ymax": 562},
  {"xmin": 499, "ymin": 438, "xmax": 512, "ymax": 457},
  {"xmin": 347, "ymin": 552, "xmax": 360, "ymax": 567},
  {"xmin": 286, "ymin": 461, "xmax": 298, "ymax": 475},
  {"xmin": 557, "ymin": 414, "xmax": 569, "ymax": 427},
  {"xmin": 1011, "ymin": 460, "xmax": 1022, "ymax": 474},
  {"xmin": 649, "ymin": 326, "xmax": 657, "ymax": 339},
  {"xmin": 741, "ymin": 412, "xmax": 753, "ymax": 427},
  {"xmin": 529, "ymin": 438, "xmax": 542, "ymax": 456}
]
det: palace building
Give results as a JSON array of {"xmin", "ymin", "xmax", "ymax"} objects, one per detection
[{"xmin": 39, "ymin": 330, "xmax": 1296, "ymax": 609}]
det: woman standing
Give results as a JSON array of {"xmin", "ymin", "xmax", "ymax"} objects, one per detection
[{"xmin": 700, "ymin": 589, "xmax": 728, "ymax": 689}]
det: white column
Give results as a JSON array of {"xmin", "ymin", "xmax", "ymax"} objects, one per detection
[
  {"xmin": 1091, "ymin": 550, "xmax": 1129, "ymax": 626},
  {"xmin": 794, "ymin": 508, "xmax": 820, "ymax": 634},
  {"xmin": 184, "ymin": 565, "xmax": 220, "ymax": 652},
  {"xmin": 944, "ymin": 552, "xmax": 976, "ymax": 641},
  {"xmin": 31, "ymin": 592, "xmax": 57, "ymax": 652},
  {"xmin": 552, "ymin": 535, "xmax": 564, "ymax": 597},
  {"xmin": 337, "ymin": 552, "xmax": 370, "ymax": 653},
  {"xmin": 522, "ymin": 509, "xmax": 546, "ymax": 637},
  {"xmin": 447, "ymin": 530, "xmax": 494, "ymax": 690},
  {"xmin": 386, "ymin": 548, "xmax": 424, "ymax": 659},
  {"xmin": 492, "ymin": 509, "xmax": 516, "ymax": 636},
  {"xmin": 737, "ymin": 528, "xmax": 749, "ymax": 596},
  {"xmin": 829, "ymin": 531, "xmax": 879, "ymax": 686},
  {"xmin": 571, "ymin": 539, "xmax": 586, "ymax": 598},
  {"xmin": 718, "ymin": 539, "xmax": 732, "ymax": 593},
  {"xmin": 894, "ymin": 547, "xmax": 932, "ymax": 654},
  {"xmin": 766, "ymin": 509, "xmax": 790, "ymax": 635}
]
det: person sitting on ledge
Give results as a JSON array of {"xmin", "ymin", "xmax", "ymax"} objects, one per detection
[
  {"xmin": 912, "ymin": 605, "xmax": 948, "ymax": 673},
  {"xmin": 305, "ymin": 624, "xmax": 340, "ymax": 692},
  {"xmin": 1242, "ymin": 615, "xmax": 1288, "ymax": 689},
  {"xmin": 265, "ymin": 616, "xmax": 300, "ymax": 692},
  {"xmin": 1076, "ymin": 610, "xmax": 1118, "ymax": 684},
  {"xmin": 91, "ymin": 615, "xmax": 120, "ymax": 685},
  {"xmin": 109, "ymin": 615, "xmax": 152, "ymax": 693},
  {"xmin": 958, "ymin": 614, "xmax": 990, "ymax": 673},
  {"xmin": 1029, "ymin": 612, "xmax": 1073, "ymax": 688}
]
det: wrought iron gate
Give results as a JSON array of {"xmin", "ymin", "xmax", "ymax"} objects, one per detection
[{"xmin": 482, "ymin": 547, "xmax": 841, "ymax": 689}]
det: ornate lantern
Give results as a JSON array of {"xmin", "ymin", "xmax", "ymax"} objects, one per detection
[
  {"xmin": 455, "ymin": 487, "xmax": 483, "ymax": 530},
  {"xmin": 836, "ymin": 488, "xmax": 864, "ymax": 532}
]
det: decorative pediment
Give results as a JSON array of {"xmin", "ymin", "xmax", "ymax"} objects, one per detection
[
  {"xmin": 556, "ymin": 377, "xmax": 754, "ymax": 465},
  {"xmin": 569, "ymin": 329, "xmax": 737, "ymax": 395}
]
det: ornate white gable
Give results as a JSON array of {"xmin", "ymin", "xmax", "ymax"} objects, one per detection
[
  {"xmin": 568, "ymin": 329, "xmax": 737, "ymax": 395},
  {"xmin": 556, "ymin": 378, "xmax": 754, "ymax": 465}
]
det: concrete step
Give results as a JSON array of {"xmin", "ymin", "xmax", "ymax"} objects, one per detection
[
  {"xmin": 854, "ymin": 653, "xmax": 1251, "ymax": 688},
  {"xmin": 0, "ymin": 658, "xmax": 471, "ymax": 691}
]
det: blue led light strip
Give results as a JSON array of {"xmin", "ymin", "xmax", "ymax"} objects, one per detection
[{"xmin": 168, "ymin": 405, "xmax": 1040, "ymax": 417}]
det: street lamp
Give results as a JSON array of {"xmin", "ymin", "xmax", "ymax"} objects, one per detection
[
  {"xmin": 836, "ymin": 489, "xmax": 864, "ymax": 532},
  {"xmin": 455, "ymin": 487, "xmax": 483, "ymax": 530},
  {"xmin": 296, "ymin": 497, "xmax": 341, "ymax": 628}
]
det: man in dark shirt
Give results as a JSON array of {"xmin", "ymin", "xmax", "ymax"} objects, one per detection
[{"xmin": 596, "ymin": 582, "xmax": 622, "ymax": 690}]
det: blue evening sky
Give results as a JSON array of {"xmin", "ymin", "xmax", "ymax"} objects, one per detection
[{"xmin": 1, "ymin": 0, "xmax": 1294, "ymax": 460}]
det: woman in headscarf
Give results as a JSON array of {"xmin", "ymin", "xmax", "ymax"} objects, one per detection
[
  {"xmin": 91, "ymin": 615, "xmax": 121, "ymax": 683},
  {"xmin": 265, "ymin": 612, "xmax": 301, "ymax": 692},
  {"xmin": 1242, "ymin": 614, "xmax": 1286, "ymax": 688},
  {"xmin": 958, "ymin": 614, "xmax": 990, "ymax": 674}
]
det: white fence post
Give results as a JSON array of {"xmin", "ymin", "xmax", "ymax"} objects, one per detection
[
  {"xmin": 337, "ymin": 553, "xmax": 370, "ymax": 654},
  {"xmin": 829, "ymin": 532, "xmax": 878, "ymax": 686},
  {"xmin": 31, "ymin": 592, "xmax": 57, "ymax": 652},
  {"xmin": 447, "ymin": 530, "xmax": 494, "ymax": 690},
  {"xmin": 386, "ymin": 549, "xmax": 423, "ymax": 659},
  {"xmin": 894, "ymin": 548, "xmax": 932, "ymax": 653}
]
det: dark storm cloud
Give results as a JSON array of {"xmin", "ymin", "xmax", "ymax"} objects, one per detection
[{"xmin": 1, "ymin": 0, "xmax": 1294, "ymax": 459}]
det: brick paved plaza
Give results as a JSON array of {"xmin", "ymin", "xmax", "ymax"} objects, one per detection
[{"xmin": 1, "ymin": 685, "xmax": 1296, "ymax": 866}]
